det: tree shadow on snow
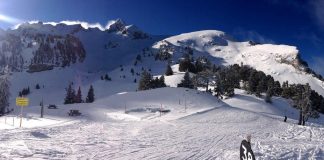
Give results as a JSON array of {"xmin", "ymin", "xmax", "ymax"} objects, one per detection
[{"xmin": 30, "ymin": 131, "xmax": 50, "ymax": 138}]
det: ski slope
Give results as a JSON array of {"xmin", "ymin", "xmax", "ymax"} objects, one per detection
[{"xmin": 0, "ymin": 87, "xmax": 323, "ymax": 159}]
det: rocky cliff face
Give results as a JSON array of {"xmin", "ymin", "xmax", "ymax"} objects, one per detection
[{"xmin": 0, "ymin": 23, "xmax": 87, "ymax": 72}]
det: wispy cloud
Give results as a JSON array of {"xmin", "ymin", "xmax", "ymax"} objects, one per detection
[
  {"xmin": 294, "ymin": 32, "xmax": 322, "ymax": 47},
  {"xmin": 266, "ymin": 0, "xmax": 324, "ymax": 31},
  {"xmin": 310, "ymin": 0, "xmax": 324, "ymax": 30},
  {"xmin": 232, "ymin": 28, "xmax": 275, "ymax": 44},
  {"xmin": 310, "ymin": 56, "xmax": 324, "ymax": 76},
  {"xmin": 0, "ymin": 13, "xmax": 23, "ymax": 25}
]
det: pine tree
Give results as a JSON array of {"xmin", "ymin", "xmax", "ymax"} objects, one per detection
[
  {"xmin": 242, "ymin": 81, "xmax": 249, "ymax": 91},
  {"xmin": 224, "ymin": 68, "xmax": 237, "ymax": 97},
  {"xmin": 178, "ymin": 54, "xmax": 196, "ymax": 73},
  {"xmin": 35, "ymin": 84, "xmax": 40, "ymax": 89},
  {"xmin": 74, "ymin": 86, "xmax": 82, "ymax": 103},
  {"xmin": 256, "ymin": 82, "xmax": 263, "ymax": 97},
  {"xmin": 256, "ymin": 78, "xmax": 266, "ymax": 97},
  {"xmin": 131, "ymin": 68, "xmax": 135, "ymax": 76},
  {"xmin": 193, "ymin": 69, "xmax": 215, "ymax": 92},
  {"xmin": 273, "ymin": 81, "xmax": 282, "ymax": 96},
  {"xmin": 0, "ymin": 70, "xmax": 10, "ymax": 114},
  {"xmin": 165, "ymin": 64, "xmax": 173, "ymax": 76},
  {"xmin": 265, "ymin": 86, "xmax": 273, "ymax": 103},
  {"xmin": 64, "ymin": 83, "xmax": 75, "ymax": 104},
  {"xmin": 213, "ymin": 68, "xmax": 235, "ymax": 97},
  {"xmin": 300, "ymin": 83, "xmax": 319, "ymax": 125},
  {"xmin": 158, "ymin": 75, "xmax": 167, "ymax": 88},
  {"xmin": 86, "ymin": 85, "xmax": 95, "ymax": 103},
  {"xmin": 104, "ymin": 74, "xmax": 111, "ymax": 81},
  {"xmin": 293, "ymin": 84, "xmax": 305, "ymax": 125},
  {"xmin": 138, "ymin": 70, "xmax": 152, "ymax": 90},
  {"xmin": 177, "ymin": 71, "xmax": 194, "ymax": 89},
  {"xmin": 247, "ymin": 71, "xmax": 257, "ymax": 94},
  {"xmin": 214, "ymin": 80, "xmax": 223, "ymax": 98},
  {"xmin": 136, "ymin": 54, "xmax": 142, "ymax": 62},
  {"xmin": 282, "ymin": 81, "xmax": 292, "ymax": 98}
]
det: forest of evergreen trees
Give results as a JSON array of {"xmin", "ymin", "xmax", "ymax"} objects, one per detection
[
  {"xmin": 145, "ymin": 51, "xmax": 324, "ymax": 125},
  {"xmin": 64, "ymin": 83, "xmax": 95, "ymax": 104}
]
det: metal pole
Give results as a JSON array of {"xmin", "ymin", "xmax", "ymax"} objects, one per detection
[
  {"xmin": 19, "ymin": 106, "xmax": 23, "ymax": 128},
  {"xmin": 40, "ymin": 99, "xmax": 44, "ymax": 118},
  {"xmin": 185, "ymin": 93, "xmax": 187, "ymax": 112}
]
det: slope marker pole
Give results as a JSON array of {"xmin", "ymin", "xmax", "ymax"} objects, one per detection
[{"xmin": 19, "ymin": 106, "xmax": 23, "ymax": 128}]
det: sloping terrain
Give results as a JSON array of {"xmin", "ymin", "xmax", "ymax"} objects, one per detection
[
  {"xmin": 0, "ymin": 87, "xmax": 323, "ymax": 159},
  {"xmin": 152, "ymin": 30, "xmax": 324, "ymax": 96},
  {"xmin": 0, "ymin": 20, "xmax": 323, "ymax": 159}
]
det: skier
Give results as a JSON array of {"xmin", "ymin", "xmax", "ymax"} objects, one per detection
[
  {"xmin": 240, "ymin": 134, "xmax": 255, "ymax": 160},
  {"xmin": 284, "ymin": 116, "xmax": 287, "ymax": 122}
]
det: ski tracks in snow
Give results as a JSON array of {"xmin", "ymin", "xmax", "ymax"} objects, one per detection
[
  {"xmin": 254, "ymin": 123, "xmax": 324, "ymax": 159},
  {"xmin": 0, "ymin": 110, "xmax": 324, "ymax": 159}
]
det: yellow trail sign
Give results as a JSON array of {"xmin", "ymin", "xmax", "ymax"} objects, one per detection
[{"xmin": 16, "ymin": 97, "xmax": 29, "ymax": 107}]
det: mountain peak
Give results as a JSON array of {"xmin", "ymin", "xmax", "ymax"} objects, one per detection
[{"xmin": 106, "ymin": 19, "xmax": 126, "ymax": 32}]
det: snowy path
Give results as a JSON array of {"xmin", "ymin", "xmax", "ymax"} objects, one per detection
[{"xmin": 0, "ymin": 107, "xmax": 323, "ymax": 160}]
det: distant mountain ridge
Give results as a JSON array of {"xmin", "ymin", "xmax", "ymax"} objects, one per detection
[
  {"xmin": 0, "ymin": 19, "xmax": 323, "ymax": 96},
  {"xmin": 151, "ymin": 30, "xmax": 324, "ymax": 96}
]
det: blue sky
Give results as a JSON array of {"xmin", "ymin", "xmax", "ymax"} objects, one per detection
[{"xmin": 0, "ymin": 0, "xmax": 323, "ymax": 74}]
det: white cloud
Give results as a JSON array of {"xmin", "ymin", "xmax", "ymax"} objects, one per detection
[{"xmin": 46, "ymin": 20, "xmax": 107, "ymax": 31}]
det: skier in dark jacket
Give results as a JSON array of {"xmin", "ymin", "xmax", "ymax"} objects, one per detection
[{"xmin": 284, "ymin": 116, "xmax": 287, "ymax": 122}]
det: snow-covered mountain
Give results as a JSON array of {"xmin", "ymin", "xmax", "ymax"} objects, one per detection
[
  {"xmin": 0, "ymin": 19, "xmax": 161, "ymax": 73},
  {"xmin": 0, "ymin": 19, "xmax": 323, "ymax": 100},
  {"xmin": 0, "ymin": 20, "xmax": 324, "ymax": 159},
  {"xmin": 0, "ymin": 19, "xmax": 323, "ymax": 101},
  {"xmin": 152, "ymin": 30, "xmax": 324, "ymax": 96}
]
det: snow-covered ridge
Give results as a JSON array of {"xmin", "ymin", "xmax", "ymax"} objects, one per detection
[
  {"xmin": 0, "ymin": 18, "xmax": 156, "ymax": 73},
  {"xmin": 1, "ymin": 21, "xmax": 323, "ymax": 95},
  {"xmin": 14, "ymin": 20, "xmax": 111, "ymax": 31},
  {"xmin": 153, "ymin": 30, "xmax": 324, "ymax": 96},
  {"xmin": 154, "ymin": 30, "xmax": 298, "ymax": 61},
  {"xmin": 12, "ymin": 19, "xmax": 146, "ymax": 35}
]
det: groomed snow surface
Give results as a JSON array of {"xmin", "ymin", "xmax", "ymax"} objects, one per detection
[{"xmin": 0, "ymin": 87, "xmax": 323, "ymax": 159}]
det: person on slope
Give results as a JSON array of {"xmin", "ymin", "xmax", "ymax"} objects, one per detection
[{"xmin": 240, "ymin": 134, "xmax": 256, "ymax": 160}]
